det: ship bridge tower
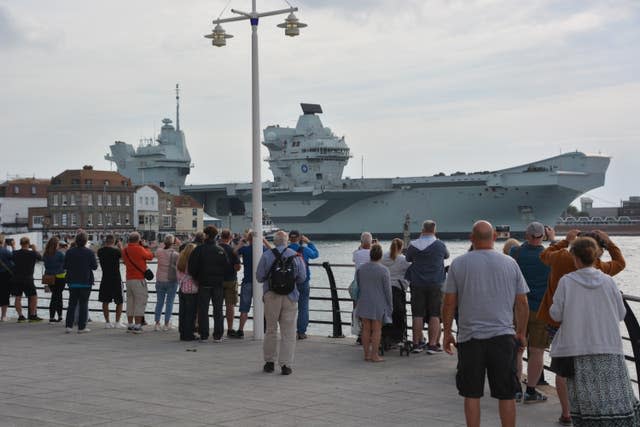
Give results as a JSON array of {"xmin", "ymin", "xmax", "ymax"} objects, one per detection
[{"xmin": 263, "ymin": 103, "xmax": 351, "ymax": 189}]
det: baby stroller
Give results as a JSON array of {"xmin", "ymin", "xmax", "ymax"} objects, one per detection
[{"xmin": 380, "ymin": 285, "xmax": 412, "ymax": 356}]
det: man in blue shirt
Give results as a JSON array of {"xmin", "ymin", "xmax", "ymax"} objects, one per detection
[
  {"xmin": 509, "ymin": 221, "xmax": 551, "ymax": 404},
  {"xmin": 287, "ymin": 230, "xmax": 319, "ymax": 340},
  {"xmin": 257, "ymin": 231, "xmax": 306, "ymax": 375}
]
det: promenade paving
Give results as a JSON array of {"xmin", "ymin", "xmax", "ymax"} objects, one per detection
[{"xmin": 0, "ymin": 321, "xmax": 562, "ymax": 427}]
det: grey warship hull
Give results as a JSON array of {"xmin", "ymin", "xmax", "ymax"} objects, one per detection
[{"xmin": 182, "ymin": 151, "xmax": 610, "ymax": 238}]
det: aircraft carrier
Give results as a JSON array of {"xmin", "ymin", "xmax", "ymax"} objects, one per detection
[{"xmin": 107, "ymin": 96, "xmax": 610, "ymax": 238}]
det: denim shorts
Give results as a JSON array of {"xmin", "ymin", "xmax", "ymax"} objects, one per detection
[{"xmin": 239, "ymin": 281, "xmax": 253, "ymax": 313}]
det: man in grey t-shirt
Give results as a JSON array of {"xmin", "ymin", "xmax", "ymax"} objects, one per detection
[{"xmin": 442, "ymin": 221, "xmax": 529, "ymax": 427}]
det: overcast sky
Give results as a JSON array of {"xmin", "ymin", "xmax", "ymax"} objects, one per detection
[{"xmin": 1, "ymin": 0, "xmax": 638, "ymax": 207}]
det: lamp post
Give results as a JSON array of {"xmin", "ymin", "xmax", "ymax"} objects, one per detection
[{"xmin": 205, "ymin": 1, "xmax": 306, "ymax": 340}]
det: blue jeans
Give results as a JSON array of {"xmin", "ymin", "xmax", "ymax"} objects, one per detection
[
  {"xmin": 155, "ymin": 281, "xmax": 178, "ymax": 324},
  {"xmin": 297, "ymin": 279, "xmax": 310, "ymax": 334},
  {"xmin": 66, "ymin": 288, "xmax": 91, "ymax": 330}
]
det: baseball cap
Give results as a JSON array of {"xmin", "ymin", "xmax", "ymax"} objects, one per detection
[
  {"xmin": 525, "ymin": 222, "xmax": 545, "ymax": 238},
  {"xmin": 288, "ymin": 230, "xmax": 301, "ymax": 239}
]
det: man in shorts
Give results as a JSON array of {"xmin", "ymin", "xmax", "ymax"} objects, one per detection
[
  {"xmin": 405, "ymin": 220, "xmax": 449, "ymax": 353},
  {"xmin": 218, "ymin": 229, "xmax": 241, "ymax": 338},
  {"xmin": 443, "ymin": 220, "xmax": 529, "ymax": 427},
  {"xmin": 11, "ymin": 237, "xmax": 43, "ymax": 323},
  {"xmin": 509, "ymin": 222, "xmax": 551, "ymax": 403},
  {"xmin": 98, "ymin": 235, "xmax": 125, "ymax": 328},
  {"xmin": 122, "ymin": 232, "xmax": 153, "ymax": 333}
]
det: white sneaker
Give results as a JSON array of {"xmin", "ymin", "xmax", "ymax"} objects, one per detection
[
  {"xmin": 65, "ymin": 327, "xmax": 73, "ymax": 333},
  {"xmin": 162, "ymin": 323, "xmax": 173, "ymax": 331},
  {"xmin": 114, "ymin": 322, "xmax": 127, "ymax": 329},
  {"xmin": 154, "ymin": 323, "xmax": 162, "ymax": 332},
  {"xmin": 0, "ymin": 316, "xmax": 7, "ymax": 322},
  {"xmin": 104, "ymin": 322, "xmax": 114, "ymax": 329},
  {"xmin": 78, "ymin": 328, "xmax": 91, "ymax": 334}
]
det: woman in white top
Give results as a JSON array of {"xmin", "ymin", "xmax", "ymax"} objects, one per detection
[
  {"xmin": 550, "ymin": 237, "xmax": 639, "ymax": 426},
  {"xmin": 381, "ymin": 238, "xmax": 411, "ymax": 346}
]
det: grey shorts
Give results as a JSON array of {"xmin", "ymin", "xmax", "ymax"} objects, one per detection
[
  {"xmin": 410, "ymin": 285, "xmax": 442, "ymax": 319},
  {"xmin": 126, "ymin": 279, "xmax": 148, "ymax": 317}
]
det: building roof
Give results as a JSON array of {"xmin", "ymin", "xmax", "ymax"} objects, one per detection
[
  {"xmin": 51, "ymin": 166, "xmax": 132, "ymax": 188},
  {"xmin": 173, "ymin": 195, "xmax": 202, "ymax": 208},
  {"xmin": 0, "ymin": 178, "xmax": 50, "ymax": 186}
]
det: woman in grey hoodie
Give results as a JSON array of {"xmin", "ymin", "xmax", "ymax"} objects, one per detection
[{"xmin": 550, "ymin": 237, "xmax": 639, "ymax": 426}]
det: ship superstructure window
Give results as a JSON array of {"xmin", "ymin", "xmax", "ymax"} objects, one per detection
[{"xmin": 316, "ymin": 173, "xmax": 323, "ymax": 180}]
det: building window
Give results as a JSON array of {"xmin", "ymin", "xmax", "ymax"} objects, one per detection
[
  {"xmin": 53, "ymin": 194, "xmax": 59, "ymax": 206},
  {"xmin": 192, "ymin": 208, "xmax": 197, "ymax": 216},
  {"xmin": 87, "ymin": 194, "xmax": 93, "ymax": 206},
  {"xmin": 139, "ymin": 196, "xmax": 143, "ymax": 205},
  {"xmin": 145, "ymin": 196, "xmax": 149, "ymax": 205},
  {"xmin": 316, "ymin": 173, "xmax": 323, "ymax": 180},
  {"xmin": 104, "ymin": 180, "xmax": 110, "ymax": 186},
  {"xmin": 70, "ymin": 194, "xmax": 76, "ymax": 206},
  {"xmin": 192, "ymin": 219, "xmax": 198, "ymax": 228},
  {"xmin": 150, "ymin": 196, "xmax": 155, "ymax": 205},
  {"xmin": 125, "ymin": 213, "xmax": 130, "ymax": 224},
  {"xmin": 61, "ymin": 213, "xmax": 68, "ymax": 226},
  {"xmin": 71, "ymin": 213, "xmax": 77, "ymax": 226},
  {"xmin": 106, "ymin": 213, "xmax": 112, "ymax": 225},
  {"xmin": 33, "ymin": 216, "xmax": 43, "ymax": 225},
  {"xmin": 139, "ymin": 215, "xmax": 145, "ymax": 225},
  {"xmin": 97, "ymin": 194, "xmax": 102, "ymax": 206},
  {"xmin": 62, "ymin": 194, "xmax": 67, "ymax": 205},
  {"xmin": 52, "ymin": 214, "xmax": 59, "ymax": 226},
  {"xmin": 87, "ymin": 214, "xmax": 93, "ymax": 226},
  {"xmin": 116, "ymin": 213, "xmax": 121, "ymax": 225},
  {"xmin": 98, "ymin": 213, "xmax": 103, "ymax": 225},
  {"xmin": 162, "ymin": 215, "xmax": 171, "ymax": 227},
  {"xmin": 85, "ymin": 179, "xmax": 93, "ymax": 186},
  {"xmin": 159, "ymin": 181, "xmax": 165, "ymax": 188},
  {"xmin": 31, "ymin": 186, "xmax": 37, "ymax": 195},
  {"xmin": 106, "ymin": 194, "xmax": 112, "ymax": 206},
  {"xmin": 13, "ymin": 185, "xmax": 19, "ymax": 194},
  {"xmin": 125, "ymin": 195, "xmax": 130, "ymax": 206},
  {"xmin": 71, "ymin": 179, "xmax": 80, "ymax": 185},
  {"xmin": 116, "ymin": 194, "xmax": 121, "ymax": 206}
]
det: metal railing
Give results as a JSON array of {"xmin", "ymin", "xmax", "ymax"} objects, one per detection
[{"xmin": 9, "ymin": 260, "xmax": 640, "ymax": 394}]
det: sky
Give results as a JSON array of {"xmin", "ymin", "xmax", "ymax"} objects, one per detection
[{"xmin": 1, "ymin": 0, "xmax": 638, "ymax": 208}]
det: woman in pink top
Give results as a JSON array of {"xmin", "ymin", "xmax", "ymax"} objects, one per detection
[{"xmin": 154, "ymin": 235, "xmax": 179, "ymax": 331}]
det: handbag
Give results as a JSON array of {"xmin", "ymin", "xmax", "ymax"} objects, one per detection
[
  {"xmin": 124, "ymin": 248, "xmax": 154, "ymax": 281},
  {"xmin": 550, "ymin": 356, "xmax": 575, "ymax": 378},
  {"xmin": 42, "ymin": 274, "xmax": 56, "ymax": 286},
  {"xmin": 348, "ymin": 271, "xmax": 360, "ymax": 301}
]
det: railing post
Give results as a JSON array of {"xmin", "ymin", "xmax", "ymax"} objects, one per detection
[
  {"xmin": 322, "ymin": 261, "xmax": 344, "ymax": 338},
  {"xmin": 622, "ymin": 296, "xmax": 640, "ymax": 396}
]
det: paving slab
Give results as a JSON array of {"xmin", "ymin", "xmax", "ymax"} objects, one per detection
[{"xmin": 0, "ymin": 320, "xmax": 561, "ymax": 426}]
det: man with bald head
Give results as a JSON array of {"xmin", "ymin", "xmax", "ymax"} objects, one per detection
[{"xmin": 442, "ymin": 221, "xmax": 530, "ymax": 427}]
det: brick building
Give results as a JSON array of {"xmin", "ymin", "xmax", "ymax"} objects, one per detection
[
  {"xmin": 47, "ymin": 166, "xmax": 135, "ymax": 239},
  {"xmin": 0, "ymin": 178, "xmax": 49, "ymax": 233}
]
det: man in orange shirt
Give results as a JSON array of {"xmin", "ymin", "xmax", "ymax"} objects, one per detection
[
  {"xmin": 538, "ymin": 228, "xmax": 625, "ymax": 425},
  {"xmin": 122, "ymin": 232, "xmax": 154, "ymax": 334}
]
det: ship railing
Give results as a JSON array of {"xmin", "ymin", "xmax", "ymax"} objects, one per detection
[{"xmin": 14, "ymin": 261, "xmax": 640, "ymax": 394}]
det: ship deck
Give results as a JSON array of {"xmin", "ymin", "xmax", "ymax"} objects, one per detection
[{"xmin": 0, "ymin": 321, "xmax": 563, "ymax": 426}]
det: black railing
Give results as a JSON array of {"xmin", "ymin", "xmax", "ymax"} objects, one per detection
[{"xmin": 10, "ymin": 260, "xmax": 640, "ymax": 394}]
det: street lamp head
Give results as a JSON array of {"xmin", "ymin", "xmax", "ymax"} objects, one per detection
[
  {"xmin": 204, "ymin": 24, "xmax": 234, "ymax": 47},
  {"xmin": 277, "ymin": 12, "xmax": 307, "ymax": 37}
]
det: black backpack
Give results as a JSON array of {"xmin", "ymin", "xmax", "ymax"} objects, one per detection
[{"xmin": 267, "ymin": 248, "xmax": 297, "ymax": 295}]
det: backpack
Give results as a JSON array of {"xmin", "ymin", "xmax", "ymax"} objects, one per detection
[{"xmin": 267, "ymin": 248, "xmax": 297, "ymax": 295}]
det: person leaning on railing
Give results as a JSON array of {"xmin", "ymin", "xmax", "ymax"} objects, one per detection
[
  {"xmin": 537, "ymin": 228, "xmax": 626, "ymax": 426},
  {"xmin": 42, "ymin": 236, "xmax": 66, "ymax": 323}
]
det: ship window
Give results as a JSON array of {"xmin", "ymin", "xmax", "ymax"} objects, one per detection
[{"xmin": 316, "ymin": 173, "xmax": 323, "ymax": 180}]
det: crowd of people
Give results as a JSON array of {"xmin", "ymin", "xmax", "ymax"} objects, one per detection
[{"xmin": 1, "ymin": 219, "xmax": 639, "ymax": 425}]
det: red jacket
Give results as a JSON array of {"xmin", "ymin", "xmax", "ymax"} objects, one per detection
[{"xmin": 123, "ymin": 243, "xmax": 154, "ymax": 280}]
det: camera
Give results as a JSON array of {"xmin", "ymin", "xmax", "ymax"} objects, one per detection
[{"xmin": 577, "ymin": 231, "xmax": 607, "ymax": 249}]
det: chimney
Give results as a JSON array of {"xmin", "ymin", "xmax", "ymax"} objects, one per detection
[{"xmin": 82, "ymin": 165, "xmax": 93, "ymax": 170}]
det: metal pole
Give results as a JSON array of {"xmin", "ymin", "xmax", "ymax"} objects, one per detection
[{"xmin": 250, "ymin": 0, "xmax": 264, "ymax": 340}]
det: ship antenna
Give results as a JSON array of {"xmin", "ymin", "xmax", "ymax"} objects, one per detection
[{"xmin": 175, "ymin": 83, "xmax": 180, "ymax": 131}]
